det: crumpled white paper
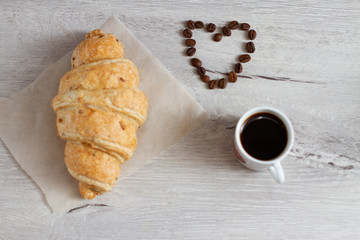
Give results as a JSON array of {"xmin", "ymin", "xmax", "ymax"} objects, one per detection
[{"xmin": 0, "ymin": 16, "xmax": 208, "ymax": 212}]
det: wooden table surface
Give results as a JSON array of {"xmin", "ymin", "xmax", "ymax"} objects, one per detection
[{"xmin": 1, "ymin": 1, "xmax": 359, "ymax": 239}]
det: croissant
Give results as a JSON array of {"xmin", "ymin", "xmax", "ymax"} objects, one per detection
[{"xmin": 52, "ymin": 29, "xmax": 148, "ymax": 199}]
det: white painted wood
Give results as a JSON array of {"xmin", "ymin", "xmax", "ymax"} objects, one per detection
[{"xmin": 1, "ymin": 0, "xmax": 359, "ymax": 239}]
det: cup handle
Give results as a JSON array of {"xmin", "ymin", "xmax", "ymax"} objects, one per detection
[{"xmin": 268, "ymin": 162, "xmax": 285, "ymax": 183}]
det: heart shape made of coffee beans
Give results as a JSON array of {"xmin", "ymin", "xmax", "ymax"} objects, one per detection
[{"xmin": 183, "ymin": 20, "xmax": 256, "ymax": 90}]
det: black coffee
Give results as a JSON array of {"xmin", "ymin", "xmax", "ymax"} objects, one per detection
[{"xmin": 241, "ymin": 113, "xmax": 287, "ymax": 160}]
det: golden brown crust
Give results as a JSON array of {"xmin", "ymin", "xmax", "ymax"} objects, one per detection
[
  {"xmin": 56, "ymin": 107, "xmax": 138, "ymax": 161},
  {"xmin": 71, "ymin": 29, "xmax": 124, "ymax": 69},
  {"xmin": 52, "ymin": 29, "xmax": 148, "ymax": 199},
  {"xmin": 58, "ymin": 59, "xmax": 139, "ymax": 95},
  {"xmin": 52, "ymin": 88, "xmax": 148, "ymax": 126},
  {"xmin": 79, "ymin": 182, "xmax": 98, "ymax": 200},
  {"xmin": 65, "ymin": 142, "xmax": 120, "ymax": 191}
]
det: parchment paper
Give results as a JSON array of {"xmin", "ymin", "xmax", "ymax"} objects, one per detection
[{"xmin": 0, "ymin": 16, "xmax": 208, "ymax": 212}]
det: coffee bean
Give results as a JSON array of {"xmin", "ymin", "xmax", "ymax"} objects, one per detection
[
  {"xmin": 229, "ymin": 71, "xmax": 238, "ymax": 82},
  {"xmin": 213, "ymin": 33, "xmax": 222, "ymax": 42},
  {"xmin": 218, "ymin": 78, "xmax": 227, "ymax": 89},
  {"xmin": 222, "ymin": 26, "xmax": 231, "ymax": 36},
  {"xmin": 200, "ymin": 75, "xmax": 210, "ymax": 83},
  {"xmin": 187, "ymin": 20, "xmax": 195, "ymax": 29},
  {"xmin": 248, "ymin": 29, "xmax": 257, "ymax": 40},
  {"xmin": 195, "ymin": 21, "xmax": 204, "ymax": 28},
  {"xmin": 235, "ymin": 63, "xmax": 243, "ymax": 73},
  {"xmin": 185, "ymin": 39, "xmax": 196, "ymax": 47},
  {"xmin": 238, "ymin": 54, "xmax": 251, "ymax": 63},
  {"xmin": 240, "ymin": 23, "xmax": 250, "ymax": 30},
  {"xmin": 228, "ymin": 21, "xmax": 239, "ymax": 30},
  {"xmin": 209, "ymin": 80, "xmax": 218, "ymax": 89},
  {"xmin": 186, "ymin": 47, "xmax": 196, "ymax": 56},
  {"xmin": 183, "ymin": 29, "xmax": 192, "ymax": 38},
  {"xmin": 207, "ymin": 23, "xmax": 216, "ymax": 32},
  {"xmin": 246, "ymin": 42, "xmax": 255, "ymax": 53},
  {"xmin": 191, "ymin": 58, "xmax": 202, "ymax": 68},
  {"xmin": 198, "ymin": 67, "xmax": 206, "ymax": 75}
]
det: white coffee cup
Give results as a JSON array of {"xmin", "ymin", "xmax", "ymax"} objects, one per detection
[{"xmin": 234, "ymin": 107, "xmax": 294, "ymax": 183}]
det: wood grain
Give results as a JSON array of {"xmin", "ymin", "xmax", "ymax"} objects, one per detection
[{"xmin": 1, "ymin": 0, "xmax": 359, "ymax": 239}]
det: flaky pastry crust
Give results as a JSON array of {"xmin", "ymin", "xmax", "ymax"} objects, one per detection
[{"xmin": 52, "ymin": 29, "xmax": 148, "ymax": 199}]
